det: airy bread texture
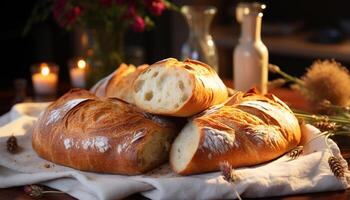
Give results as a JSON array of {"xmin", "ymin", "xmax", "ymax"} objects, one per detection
[
  {"xmin": 170, "ymin": 89, "xmax": 301, "ymax": 175},
  {"xmin": 90, "ymin": 63, "xmax": 148, "ymax": 104},
  {"xmin": 132, "ymin": 58, "xmax": 228, "ymax": 117},
  {"xmin": 32, "ymin": 89, "xmax": 178, "ymax": 175}
]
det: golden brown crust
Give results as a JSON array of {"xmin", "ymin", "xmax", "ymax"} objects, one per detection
[
  {"xmin": 171, "ymin": 89, "xmax": 301, "ymax": 175},
  {"xmin": 175, "ymin": 59, "xmax": 228, "ymax": 116},
  {"xmin": 32, "ymin": 89, "xmax": 177, "ymax": 175}
]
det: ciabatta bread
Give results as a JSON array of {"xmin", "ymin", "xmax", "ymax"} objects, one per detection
[
  {"xmin": 90, "ymin": 63, "xmax": 148, "ymax": 104},
  {"xmin": 170, "ymin": 88, "xmax": 301, "ymax": 175},
  {"xmin": 32, "ymin": 89, "xmax": 177, "ymax": 175},
  {"xmin": 132, "ymin": 58, "xmax": 228, "ymax": 117}
]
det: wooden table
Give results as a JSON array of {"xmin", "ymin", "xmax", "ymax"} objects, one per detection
[
  {"xmin": 1, "ymin": 88, "xmax": 350, "ymax": 200},
  {"xmin": 1, "ymin": 186, "xmax": 350, "ymax": 200}
]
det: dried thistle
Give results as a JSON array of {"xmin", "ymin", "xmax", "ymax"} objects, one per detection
[
  {"xmin": 220, "ymin": 162, "xmax": 239, "ymax": 182},
  {"xmin": 328, "ymin": 156, "xmax": 345, "ymax": 178},
  {"xmin": 219, "ymin": 162, "xmax": 242, "ymax": 200},
  {"xmin": 313, "ymin": 120, "xmax": 339, "ymax": 132},
  {"xmin": 6, "ymin": 135, "xmax": 18, "ymax": 154},
  {"xmin": 302, "ymin": 60, "xmax": 350, "ymax": 107},
  {"xmin": 288, "ymin": 146, "xmax": 303, "ymax": 160},
  {"xmin": 24, "ymin": 185, "xmax": 44, "ymax": 198},
  {"xmin": 24, "ymin": 184, "xmax": 64, "ymax": 198}
]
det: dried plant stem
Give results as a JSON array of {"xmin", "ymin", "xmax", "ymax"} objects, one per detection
[
  {"xmin": 234, "ymin": 187, "xmax": 242, "ymax": 200},
  {"xmin": 295, "ymin": 113, "xmax": 350, "ymax": 125},
  {"xmin": 43, "ymin": 191, "xmax": 64, "ymax": 194},
  {"xmin": 268, "ymin": 64, "xmax": 304, "ymax": 85},
  {"xmin": 288, "ymin": 131, "xmax": 329, "ymax": 160},
  {"xmin": 307, "ymin": 131, "xmax": 330, "ymax": 145}
]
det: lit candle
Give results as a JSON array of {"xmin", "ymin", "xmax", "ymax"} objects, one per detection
[
  {"xmin": 69, "ymin": 58, "xmax": 87, "ymax": 88},
  {"xmin": 31, "ymin": 63, "xmax": 58, "ymax": 95}
]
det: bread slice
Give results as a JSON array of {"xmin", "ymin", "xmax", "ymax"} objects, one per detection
[
  {"xmin": 170, "ymin": 89, "xmax": 301, "ymax": 175},
  {"xmin": 132, "ymin": 58, "xmax": 228, "ymax": 117}
]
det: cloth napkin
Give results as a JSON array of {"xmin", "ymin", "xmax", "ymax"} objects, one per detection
[{"xmin": 0, "ymin": 102, "xmax": 349, "ymax": 200}]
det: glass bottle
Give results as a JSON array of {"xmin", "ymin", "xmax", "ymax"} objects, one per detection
[
  {"xmin": 181, "ymin": 5, "xmax": 219, "ymax": 72},
  {"xmin": 233, "ymin": 3, "xmax": 268, "ymax": 94}
]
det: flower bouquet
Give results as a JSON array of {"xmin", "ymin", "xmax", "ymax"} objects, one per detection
[{"xmin": 25, "ymin": 0, "xmax": 177, "ymax": 85}]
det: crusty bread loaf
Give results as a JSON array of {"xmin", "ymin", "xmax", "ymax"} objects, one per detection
[
  {"xmin": 132, "ymin": 58, "xmax": 228, "ymax": 117},
  {"xmin": 32, "ymin": 89, "xmax": 178, "ymax": 175},
  {"xmin": 170, "ymin": 88, "xmax": 301, "ymax": 175},
  {"xmin": 90, "ymin": 63, "xmax": 148, "ymax": 104}
]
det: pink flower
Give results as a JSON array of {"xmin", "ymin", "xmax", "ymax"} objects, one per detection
[
  {"xmin": 145, "ymin": 0, "xmax": 166, "ymax": 16},
  {"xmin": 132, "ymin": 16, "xmax": 145, "ymax": 32},
  {"xmin": 65, "ymin": 6, "xmax": 82, "ymax": 26}
]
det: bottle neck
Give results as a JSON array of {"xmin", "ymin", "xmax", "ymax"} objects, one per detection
[
  {"xmin": 240, "ymin": 13, "xmax": 262, "ymax": 42},
  {"xmin": 182, "ymin": 6, "xmax": 215, "ymax": 39}
]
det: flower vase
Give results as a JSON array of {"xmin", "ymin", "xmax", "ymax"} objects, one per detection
[
  {"xmin": 181, "ymin": 5, "xmax": 219, "ymax": 72},
  {"xmin": 80, "ymin": 29, "xmax": 125, "ymax": 87}
]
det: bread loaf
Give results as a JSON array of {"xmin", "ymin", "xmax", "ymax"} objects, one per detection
[
  {"xmin": 170, "ymin": 88, "xmax": 301, "ymax": 175},
  {"xmin": 132, "ymin": 58, "xmax": 228, "ymax": 117},
  {"xmin": 32, "ymin": 89, "xmax": 178, "ymax": 175},
  {"xmin": 90, "ymin": 63, "xmax": 148, "ymax": 104}
]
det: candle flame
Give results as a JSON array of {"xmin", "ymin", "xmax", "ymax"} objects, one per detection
[
  {"xmin": 243, "ymin": 8, "xmax": 250, "ymax": 15},
  {"xmin": 77, "ymin": 59, "xmax": 86, "ymax": 69},
  {"xmin": 41, "ymin": 66, "xmax": 50, "ymax": 76}
]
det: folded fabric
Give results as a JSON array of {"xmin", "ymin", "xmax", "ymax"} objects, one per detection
[{"xmin": 0, "ymin": 102, "xmax": 349, "ymax": 200}]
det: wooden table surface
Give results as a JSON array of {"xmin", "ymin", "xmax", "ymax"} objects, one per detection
[
  {"xmin": 2, "ymin": 186, "xmax": 350, "ymax": 200},
  {"xmin": 1, "ymin": 87, "xmax": 350, "ymax": 200}
]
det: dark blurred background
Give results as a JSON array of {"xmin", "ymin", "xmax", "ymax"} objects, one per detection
[{"xmin": 1, "ymin": 0, "xmax": 350, "ymax": 113}]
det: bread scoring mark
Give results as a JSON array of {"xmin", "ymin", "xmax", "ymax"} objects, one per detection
[
  {"xmin": 240, "ymin": 101, "xmax": 272, "ymax": 111},
  {"xmin": 63, "ymin": 138, "xmax": 74, "ymax": 150},
  {"xmin": 46, "ymin": 98, "xmax": 89, "ymax": 125},
  {"xmin": 239, "ymin": 100, "xmax": 298, "ymax": 130},
  {"xmin": 201, "ymin": 127, "xmax": 238, "ymax": 155},
  {"xmin": 130, "ymin": 129, "xmax": 146, "ymax": 144},
  {"xmin": 244, "ymin": 125, "xmax": 280, "ymax": 147},
  {"xmin": 117, "ymin": 129, "xmax": 146, "ymax": 154}
]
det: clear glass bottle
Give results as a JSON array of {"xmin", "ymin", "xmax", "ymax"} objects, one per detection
[
  {"xmin": 181, "ymin": 5, "xmax": 219, "ymax": 72},
  {"xmin": 233, "ymin": 3, "xmax": 268, "ymax": 94}
]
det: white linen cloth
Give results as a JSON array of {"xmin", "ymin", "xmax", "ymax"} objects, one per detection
[{"xmin": 0, "ymin": 102, "xmax": 349, "ymax": 200}]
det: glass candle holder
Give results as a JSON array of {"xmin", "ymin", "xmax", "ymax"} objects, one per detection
[
  {"xmin": 31, "ymin": 62, "xmax": 59, "ymax": 98},
  {"xmin": 69, "ymin": 57, "xmax": 89, "ymax": 88}
]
